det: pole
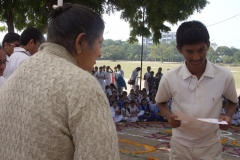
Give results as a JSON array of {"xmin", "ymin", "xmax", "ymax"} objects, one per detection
[
  {"xmin": 140, "ymin": 7, "xmax": 145, "ymax": 90},
  {"xmin": 140, "ymin": 35, "xmax": 143, "ymax": 90},
  {"xmin": 58, "ymin": 0, "xmax": 63, "ymax": 6}
]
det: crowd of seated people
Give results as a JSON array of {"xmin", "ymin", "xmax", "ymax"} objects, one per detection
[{"xmin": 107, "ymin": 83, "xmax": 168, "ymax": 123}]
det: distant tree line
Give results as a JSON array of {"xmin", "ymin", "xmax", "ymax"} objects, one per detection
[{"xmin": 101, "ymin": 39, "xmax": 240, "ymax": 64}]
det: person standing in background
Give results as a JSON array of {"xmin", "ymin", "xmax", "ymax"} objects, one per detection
[
  {"xmin": 147, "ymin": 71, "xmax": 156, "ymax": 93},
  {"xmin": 113, "ymin": 66, "xmax": 118, "ymax": 88},
  {"xmin": 155, "ymin": 67, "xmax": 163, "ymax": 90},
  {"xmin": 2, "ymin": 32, "xmax": 21, "ymax": 78},
  {"xmin": 130, "ymin": 67, "xmax": 141, "ymax": 90},
  {"xmin": 3, "ymin": 27, "xmax": 45, "ymax": 79},
  {"xmin": 144, "ymin": 66, "xmax": 151, "ymax": 93},
  {"xmin": 97, "ymin": 66, "xmax": 106, "ymax": 90},
  {"xmin": 105, "ymin": 66, "xmax": 113, "ymax": 86},
  {"xmin": 116, "ymin": 64, "xmax": 125, "ymax": 95},
  {"xmin": 93, "ymin": 66, "xmax": 98, "ymax": 80},
  {"xmin": 2, "ymin": 32, "xmax": 20, "ymax": 58}
]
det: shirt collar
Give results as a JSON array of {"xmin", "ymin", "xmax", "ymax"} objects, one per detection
[
  {"xmin": 181, "ymin": 59, "xmax": 214, "ymax": 79},
  {"xmin": 13, "ymin": 47, "xmax": 31, "ymax": 56}
]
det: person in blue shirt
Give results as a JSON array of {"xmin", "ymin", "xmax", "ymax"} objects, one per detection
[
  {"xmin": 117, "ymin": 95, "xmax": 125, "ymax": 109},
  {"xmin": 138, "ymin": 98, "xmax": 152, "ymax": 121}
]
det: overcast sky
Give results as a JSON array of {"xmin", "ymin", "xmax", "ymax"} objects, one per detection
[{"xmin": 103, "ymin": 0, "xmax": 240, "ymax": 49}]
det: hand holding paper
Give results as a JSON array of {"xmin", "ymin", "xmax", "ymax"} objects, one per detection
[{"xmin": 173, "ymin": 110, "xmax": 228, "ymax": 125}]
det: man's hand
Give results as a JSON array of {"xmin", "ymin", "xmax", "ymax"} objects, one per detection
[
  {"xmin": 219, "ymin": 115, "xmax": 231, "ymax": 130},
  {"xmin": 168, "ymin": 114, "xmax": 181, "ymax": 128}
]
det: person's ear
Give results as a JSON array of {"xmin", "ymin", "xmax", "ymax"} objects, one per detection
[
  {"xmin": 3, "ymin": 42, "xmax": 9, "ymax": 49},
  {"xmin": 75, "ymin": 33, "xmax": 86, "ymax": 54},
  {"xmin": 207, "ymin": 41, "xmax": 210, "ymax": 51},
  {"xmin": 176, "ymin": 45, "xmax": 182, "ymax": 54},
  {"xmin": 29, "ymin": 39, "xmax": 35, "ymax": 46}
]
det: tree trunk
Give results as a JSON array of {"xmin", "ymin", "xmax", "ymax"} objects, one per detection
[{"xmin": 4, "ymin": 10, "xmax": 14, "ymax": 32}]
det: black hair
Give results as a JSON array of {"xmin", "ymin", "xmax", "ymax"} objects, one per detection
[
  {"xmin": 122, "ymin": 91, "xmax": 127, "ymax": 95},
  {"xmin": 110, "ymin": 83, "xmax": 116, "ymax": 90},
  {"xmin": 48, "ymin": 3, "xmax": 105, "ymax": 55},
  {"xmin": 130, "ymin": 100, "xmax": 135, "ymax": 104},
  {"xmin": 2, "ymin": 32, "xmax": 20, "ymax": 46},
  {"xmin": 176, "ymin": 20, "xmax": 210, "ymax": 48},
  {"xmin": 20, "ymin": 27, "xmax": 45, "ymax": 46},
  {"xmin": 141, "ymin": 98, "xmax": 147, "ymax": 103},
  {"xmin": 136, "ymin": 67, "xmax": 141, "ymax": 71},
  {"xmin": 117, "ymin": 64, "xmax": 121, "ymax": 69},
  {"xmin": 150, "ymin": 71, "xmax": 154, "ymax": 74},
  {"xmin": 124, "ymin": 101, "xmax": 129, "ymax": 106},
  {"xmin": 112, "ymin": 100, "xmax": 118, "ymax": 104}
]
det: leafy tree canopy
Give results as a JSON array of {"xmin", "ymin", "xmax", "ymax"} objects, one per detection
[
  {"xmin": 110, "ymin": 0, "xmax": 208, "ymax": 44},
  {"xmin": 0, "ymin": 0, "xmax": 208, "ymax": 44}
]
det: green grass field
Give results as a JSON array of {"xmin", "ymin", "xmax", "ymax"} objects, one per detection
[{"xmin": 96, "ymin": 60, "xmax": 240, "ymax": 89}]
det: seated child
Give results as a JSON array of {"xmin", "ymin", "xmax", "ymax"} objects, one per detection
[
  {"xmin": 231, "ymin": 107, "xmax": 240, "ymax": 125},
  {"xmin": 129, "ymin": 100, "xmax": 140, "ymax": 118},
  {"xmin": 128, "ymin": 89, "xmax": 135, "ymax": 100},
  {"xmin": 122, "ymin": 91, "xmax": 129, "ymax": 102},
  {"xmin": 121, "ymin": 101, "xmax": 138, "ymax": 122},
  {"xmin": 135, "ymin": 85, "xmax": 140, "ymax": 91},
  {"xmin": 108, "ymin": 95, "xmax": 114, "ymax": 106},
  {"xmin": 112, "ymin": 90, "xmax": 118, "ymax": 100},
  {"xmin": 130, "ymin": 95, "xmax": 140, "ymax": 108},
  {"xmin": 221, "ymin": 98, "xmax": 226, "ymax": 115},
  {"xmin": 141, "ymin": 92, "xmax": 150, "ymax": 103},
  {"xmin": 110, "ymin": 100, "xmax": 123, "ymax": 123},
  {"xmin": 152, "ymin": 104, "xmax": 167, "ymax": 122},
  {"xmin": 118, "ymin": 95, "xmax": 125, "ymax": 109},
  {"xmin": 138, "ymin": 98, "xmax": 152, "ymax": 121},
  {"xmin": 142, "ymin": 96, "xmax": 166, "ymax": 122},
  {"xmin": 105, "ymin": 85, "xmax": 110, "ymax": 97},
  {"xmin": 149, "ymin": 95, "xmax": 158, "ymax": 112},
  {"xmin": 135, "ymin": 89, "xmax": 142, "ymax": 102}
]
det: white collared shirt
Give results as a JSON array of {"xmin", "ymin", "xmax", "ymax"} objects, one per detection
[
  {"xmin": 156, "ymin": 59, "xmax": 238, "ymax": 147},
  {"xmin": 116, "ymin": 69, "xmax": 124, "ymax": 79},
  {"xmin": 3, "ymin": 47, "xmax": 31, "ymax": 79},
  {"xmin": 130, "ymin": 69, "xmax": 138, "ymax": 80}
]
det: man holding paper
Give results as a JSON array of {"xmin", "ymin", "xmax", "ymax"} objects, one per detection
[{"xmin": 156, "ymin": 21, "xmax": 238, "ymax": 160}]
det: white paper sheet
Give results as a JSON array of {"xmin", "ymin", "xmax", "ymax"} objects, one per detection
[{"xmin": 173, "ymin": 110, "xmax": 228, "ymax": 125}]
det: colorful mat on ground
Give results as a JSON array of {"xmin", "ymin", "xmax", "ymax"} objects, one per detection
[{"xmin": 116, "ymin": 122, "xmax": 240, "ymax": 160}]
